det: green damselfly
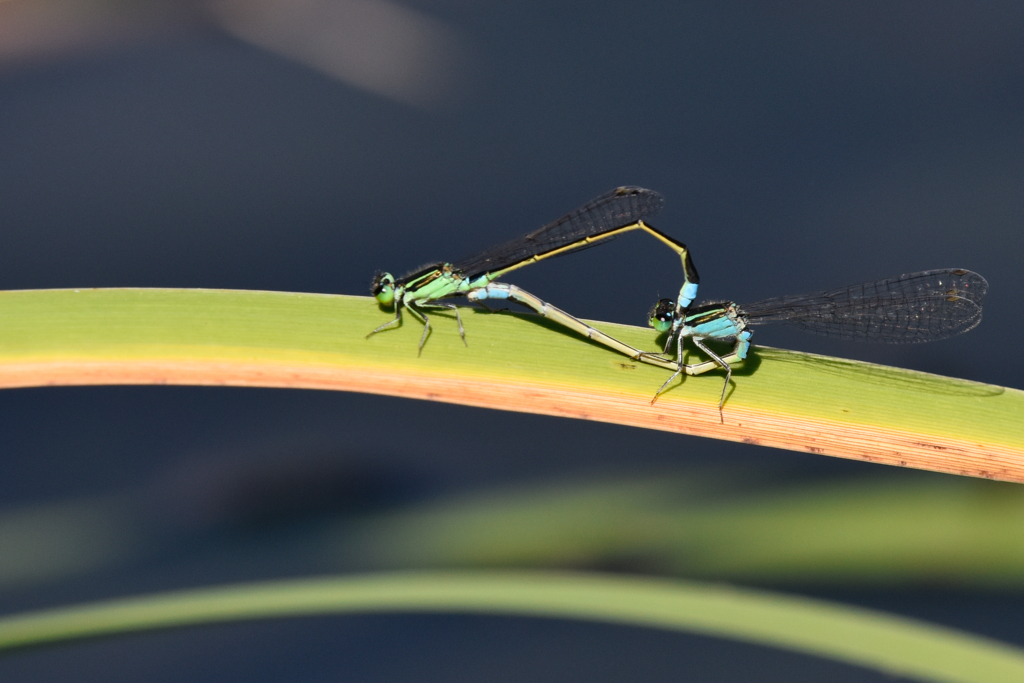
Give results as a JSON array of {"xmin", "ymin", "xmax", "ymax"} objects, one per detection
[{"xmin": 369, "ymin": 187, "xmax": 699, "ymax": 359}]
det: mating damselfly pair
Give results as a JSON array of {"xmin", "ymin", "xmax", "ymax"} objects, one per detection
[{"xmin": 368, "ymin": 187, "xmax": 987, "ymax": 413}]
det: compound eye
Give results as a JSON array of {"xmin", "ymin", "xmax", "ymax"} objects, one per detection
[
  {"xmin": 372, "ymin": 273, "xmax": 396, "ymax": 306},
  {"xmin": 648, "ymin": 299, "xmax": 676, "ymax": 333}
]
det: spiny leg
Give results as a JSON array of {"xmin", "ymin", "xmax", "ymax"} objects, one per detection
[
  {"xmin": 367, "ymin": 306, "xmax": 403, "ymax": 339},
  {"xmin": 650, "ymin": 334, "xmax": 744, "ymax": 414},
  {"xmin": 402, "ymin": 303, "xmax": 433, "ymax": 355},
  {"xmin": 662, "ymin": 328, "xmax": 676, "ymax": 355},
  {"xmin": 416, "ymin": 301, "xmax": 467, "ymax": 347},
  {"xmin": 692, "ymin": 337, "xmax": 731, "ymax": 422},
  {"xmin": 651, "ymin": 329, "xmax": 687, "ymax": 403}
]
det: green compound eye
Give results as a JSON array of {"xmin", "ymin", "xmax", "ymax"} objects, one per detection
[
  {"xmin": 651, "ymin": 317, "xmax": 673, "ymax": 333},
  {"xmin": 372, "ymin": 272, "xmax": 396, "ymax": 306},
  {"xmin": 648, "ymin": 299, "xmax": 676, "ymax": 333}
]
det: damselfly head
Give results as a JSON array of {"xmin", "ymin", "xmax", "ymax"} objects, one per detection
[
  {"xmin": 648, "ymin": 298, "xmax": 676, "ymax": 333},
  {"xmin": 371, "ymin": 272, "xmax": 396, "ymax": 307}
]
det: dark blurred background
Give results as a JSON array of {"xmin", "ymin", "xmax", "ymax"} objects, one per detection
[{"xmin": 1, "ymin": 1, "xmax": 1023, "ymax": 681}]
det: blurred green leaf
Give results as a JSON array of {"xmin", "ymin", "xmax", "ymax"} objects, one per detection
[{"xmin": 1, "ymin": 571, "xmax": 1022, "ymax": 683}]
